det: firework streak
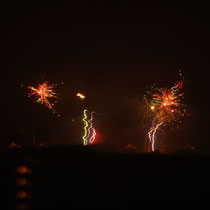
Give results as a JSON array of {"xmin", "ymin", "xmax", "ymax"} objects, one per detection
[
  {"xmin": 82, "ymin": 110, "xmax": 89, "ymax": 145},
  {"xmin": 82, "ymin": 110, "xmax": 97, "ymax": 145},
  {"xmin": 77, "ymin": 93, "xmax": 86, "ymax": 100},
  {"xmin": 28, "ymin": 81, "xmax": 58, "ymax": 114},
  {"xmin": 148, "ymin": 120, "xmax": 163, "ymax": 152},
  {"xmin": 142, "ymin": 72, "xmax": 186, "ymax": 152}
]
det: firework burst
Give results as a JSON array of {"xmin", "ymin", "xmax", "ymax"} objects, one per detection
[
  {"xmin": 28, "ymin": 81, "xmax": 58, "ymax": 113},
  {"xmin": 142, "ymin": 71, "xmax": 186, "ymax": 152},
  {"xmin": 150, "ymin": 80, "xmax": 184, "ymax": 120}
]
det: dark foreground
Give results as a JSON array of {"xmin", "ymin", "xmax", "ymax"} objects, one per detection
[{"xmin": 1, "ymin": 145, "xmax": 210, "ymax": 209}]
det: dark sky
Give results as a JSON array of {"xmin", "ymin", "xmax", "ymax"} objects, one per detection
[{"xmin": 1, "ymin": 3, "xmax": 210, "ymax": 151}]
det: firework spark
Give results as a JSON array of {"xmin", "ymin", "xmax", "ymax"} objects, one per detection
[
  {"xmin": 142, "ymin": 72, "xmax": 186, "ymax": 152},
  {"xmin": 77, "ymin": 93, "xmax": 86, "ymax": 100},
  {"xmin": 28, "ymin": 82, "xmax": 57, "ymax": 112}
]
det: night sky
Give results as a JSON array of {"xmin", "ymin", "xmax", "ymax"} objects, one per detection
[{"xmin": 2, "ymin": 3, "xmax": 210, "ymax": 152}]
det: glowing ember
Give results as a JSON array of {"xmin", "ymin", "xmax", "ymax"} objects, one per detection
[{"xmin": 77, "ymin": 93, "xmax": 86, "ymax": 100}]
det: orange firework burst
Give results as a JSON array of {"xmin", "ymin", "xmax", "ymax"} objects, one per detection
[
  {"xmin": 28, "ymin": 82, "xmax": 57, "ymax": 112},
  {"xmin": 151, "ymin": 80, "xmax": 184, "ymax": 121}
]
